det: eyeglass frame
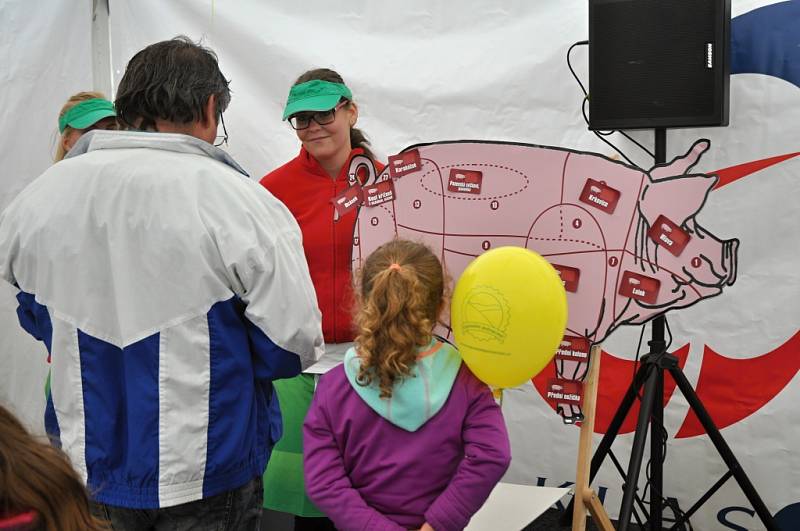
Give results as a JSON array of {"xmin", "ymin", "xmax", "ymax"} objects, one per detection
[
  {"xmin": 214, "ymin": 113, "xmax": 228, "ymax": 147},
  {"xmin": 288, "ymin": 101, "xmax": 348, "ymax": 131}
]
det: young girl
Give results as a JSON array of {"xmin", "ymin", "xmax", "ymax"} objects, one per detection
[{"xmin": 303, "ymin": 239, "xmax": 511, "ymax": 531}]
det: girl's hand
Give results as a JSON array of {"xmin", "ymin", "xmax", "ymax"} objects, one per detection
[{"xmin": 420, "ymin": 524, "xmax": 435, "ymax": 531}]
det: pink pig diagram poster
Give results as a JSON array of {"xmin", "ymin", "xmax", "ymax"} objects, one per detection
[{"xmin": 348, "ymin": 138, "xmax": 738, "ymax": 422}]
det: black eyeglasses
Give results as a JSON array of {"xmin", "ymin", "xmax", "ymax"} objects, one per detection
[
  {"xmin": 288, "ymin": 102, "xmax": 347, "ymax": 130},
  {"xmin": 214, "ymin": 114, "xmax": 228, "ymax": 147}
]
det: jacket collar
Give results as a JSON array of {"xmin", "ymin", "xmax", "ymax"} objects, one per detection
[{"xmin": 67, "ymin": 130, "xmax": 249, "ymax": 177}]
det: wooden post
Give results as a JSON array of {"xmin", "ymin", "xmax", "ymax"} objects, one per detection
[{"xmin": 572, "ymin": 345, "xmax": 614, "ymax": 531}]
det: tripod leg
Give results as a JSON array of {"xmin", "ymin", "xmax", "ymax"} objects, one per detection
[
  {"xmin": 669, "ymin": 367, "xmax": 779, "ymax": 531},
  {"xmin": 619, "ymin": 366, "xmax": 659, "ymax": 531},
  {"xmin": 561, "ymin": 361, "xmax": 651, "ymax": 524},
  {"xmin": 650, "ymin": 368, "xmax": 664, "ymax": 530}
]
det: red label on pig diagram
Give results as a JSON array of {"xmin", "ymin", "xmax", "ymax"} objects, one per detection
[
  {"xmin": 551, "ymin": 264, "xmax": 580, "ymax": 293},
  {"xmin": 579, "ymin": 178, "xmax": 621, "ymax": 214},
  {"xmin": 362, "ymin": 180, "xmax": 396, "ymax": 207},
  {"xmin": 447, "ymin": 168, "xmax": 483, "ymax": 194},
  {"xmin": 332, "ymin": 185, "xmax": 362, "ymax": 217},
  {"xmin": 648, "ymin": 214, "xmax": 690, "ymax": 256},
  {"xmin": 618, "ymin": 271, "xmax": 661, "ymax": 304},
  {"xmin": 547, "ymin": 379, "xmax": 584, "ymax": 404},
  {"xmin": 388, "ymin": 149, "xmax": 422, "ymax": 178},
  {"xmin": 555, "ymin": 336, "xmax": 590, "ymax": 362}
]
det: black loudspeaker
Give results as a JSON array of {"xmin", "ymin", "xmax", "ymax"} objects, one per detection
[{"xmin": 589, "ymin": 0, "xmax": 731, "ymax": 130}]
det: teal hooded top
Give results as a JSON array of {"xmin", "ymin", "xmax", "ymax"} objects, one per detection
[{"xmin": 343, "ymin": 339, "xmax": 462, "ymax": 432}]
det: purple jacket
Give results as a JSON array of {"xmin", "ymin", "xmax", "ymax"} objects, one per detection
[{"xmin": 303, "ymin": 342, "xmax": 511, "ymax": 530}]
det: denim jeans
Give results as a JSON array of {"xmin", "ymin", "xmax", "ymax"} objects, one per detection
[{"xmin": 90, "ymin": 477, "xmax": 263, "ymax": 530}]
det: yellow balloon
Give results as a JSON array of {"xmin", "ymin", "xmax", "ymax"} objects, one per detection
[{"xmin": 451, "ymin": 247, "xmax": 568, "ymax": 388}]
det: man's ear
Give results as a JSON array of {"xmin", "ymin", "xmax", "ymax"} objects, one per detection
[{"xmin": 204, "ymin": 94, "xmax": 218, "ymax": 128}]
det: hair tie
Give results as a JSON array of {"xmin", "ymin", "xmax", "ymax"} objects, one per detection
[{"xmin": 388, "ymin": 263, "xmax": 402, "ymax": 271}]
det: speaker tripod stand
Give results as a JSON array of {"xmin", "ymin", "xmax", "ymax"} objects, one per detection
[{"xmin": 565, "ymin": 129, "xmax": 777, "ymax": 531}]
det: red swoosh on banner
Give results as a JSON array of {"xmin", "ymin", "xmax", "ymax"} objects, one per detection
[
  {"xmin": 531, "ymin": 344, "xmax": 690, "ymax": 434},
  {"xmin": 711, "ymin": 151, "xmax": 800, "ymax": 189},
  {"xmin": 675, "ymin": 330, "xmax": 800, "ymax": 438}
]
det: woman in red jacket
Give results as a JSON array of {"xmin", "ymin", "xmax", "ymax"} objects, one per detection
[{"xmin": 260, "ymin": 68, "xmax": 383, "ymax": 531}]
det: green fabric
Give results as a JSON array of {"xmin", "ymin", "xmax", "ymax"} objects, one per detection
[
  {"xmin": 262, "ymin": 373, "xmax": 325, "ymax": 516},
  {"xmin": 282, "ymin": 80, "xmax": 352, "ymax": 120},
  {"xmin": 344, "ymin": 340, "xmax": 462, "ymax": 432},
  {"xmin": 58, "ymin": 98, "xmax": 116, "ymax": 133}
]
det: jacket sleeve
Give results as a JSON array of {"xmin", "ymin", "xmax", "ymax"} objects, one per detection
[
  {"xmin": 205, "ymin": 178, "xmax": 324, "ymax": 372},
  {"xmin": 0, "ymin": 196, "xmax": 52, "ymax": 356},
  {"xmin": 14, "ymin": 290, "xmax": 53, "ymax": 356},
  {"xmin": 15, "ymin": 290, "xmax": 42, "ymax": 341},
  {"xmin": 303, "ymin": 379, "xmax": 405, "ymax": 531},
  {"xmin": 424, "ymin": 371, "xmax": 512, "ymax": 531}
]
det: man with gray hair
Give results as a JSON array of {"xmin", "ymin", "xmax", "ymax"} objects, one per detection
[{"xmin": 0, "ymin": 37, "xmax": 323, "ymax": 530}]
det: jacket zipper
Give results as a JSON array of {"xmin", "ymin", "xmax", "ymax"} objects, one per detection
[{"xmin": 331, "ymin": 178, "xmax": 337, "ymax": 343}]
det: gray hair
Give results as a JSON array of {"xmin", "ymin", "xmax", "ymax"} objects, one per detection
[{"xmin": 115, "ymin": 36, "xmax": 231, "ymax": 130}]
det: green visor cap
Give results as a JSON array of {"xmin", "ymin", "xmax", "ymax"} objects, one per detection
[
  {"xmin": 59, "ymin": 98, "xmax": 116, "ymax": 133},
  {"xmin": 282, "ymin": 80, "xmax": 352, "ymax": 120}
]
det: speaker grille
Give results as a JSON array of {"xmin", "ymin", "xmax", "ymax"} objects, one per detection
[{"xmin": 589, "ymin": 0, "xmax": 730, "ymax": 129}]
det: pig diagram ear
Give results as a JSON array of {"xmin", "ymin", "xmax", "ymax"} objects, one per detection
[
  {"xmin": 639, "ymin": 140, "xmax": 719, "ymax": 228},
  {"xmin": 650, "ymin": 138, "xmax": 711, "ymax": 180},
  {"xmin": 347, "ymin": 154, "xmax": 378, "ymax": 187},
  {"xmin": 639, "ymin": 172, "xmax": 718, "ymax": 230}
]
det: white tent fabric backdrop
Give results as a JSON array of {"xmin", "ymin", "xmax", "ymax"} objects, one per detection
[
  {"xmin": 0, "ymin": 0, "xmax": 94, "ymax": 431},
  {"xmin": 2, "ymin": 1, "xmax": 797, "ymax": 529}
]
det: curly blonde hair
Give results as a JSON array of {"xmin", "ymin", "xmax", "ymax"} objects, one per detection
[{"xmin": 354, "ymin": 239, "xmax": 445, "ymax": 398}]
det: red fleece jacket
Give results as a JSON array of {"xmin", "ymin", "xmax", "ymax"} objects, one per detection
[{"xmin": 261, "ymin": 147, "xmax": 383, "ymax": 344}]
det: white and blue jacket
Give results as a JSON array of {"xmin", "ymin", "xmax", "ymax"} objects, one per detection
[{"xmin": 0, "ymin": 131, "xmax": 324, "ymax": 509}]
